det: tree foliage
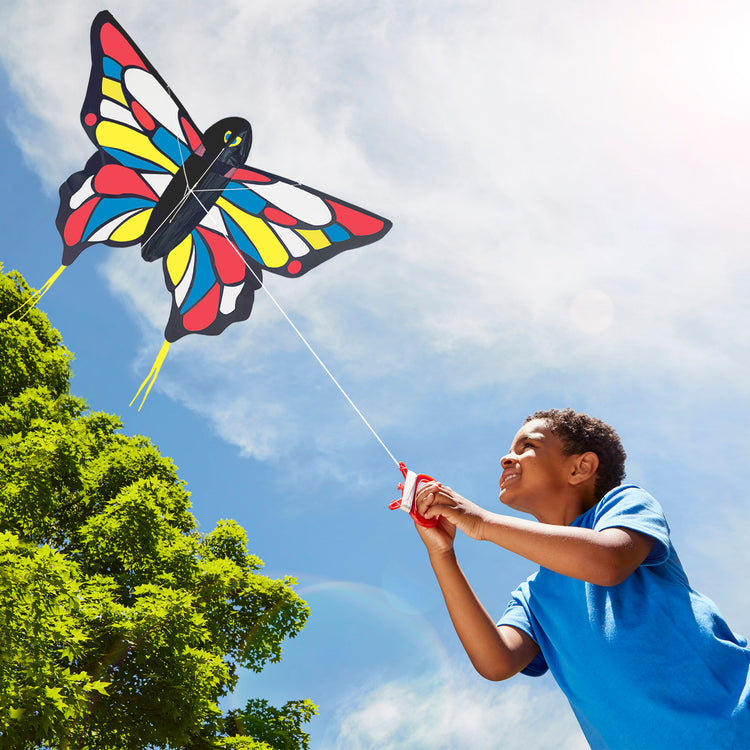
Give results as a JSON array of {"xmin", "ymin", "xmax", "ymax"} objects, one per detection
[
  {"xmin": 0, "ymin": 267, "xmax": 316, "ymax": 749},
  {"xmin": 232, "ymin": 699, "xmax": 318, "ymax": 750}
]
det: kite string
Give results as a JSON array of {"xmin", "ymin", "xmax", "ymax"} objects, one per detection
[
  {"xmin": 252, "ymin": 266, "xmax": 400, "ymax": 468},
  {"xmin": 196, "ymin": 202, "xmax": 400, "ymax": 469}
]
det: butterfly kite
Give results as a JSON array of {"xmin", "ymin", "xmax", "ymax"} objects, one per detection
[{"xmin": 40, "ymin": 10, "xmax": 391, "ymax": 407}]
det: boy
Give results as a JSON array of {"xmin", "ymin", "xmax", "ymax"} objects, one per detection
[{"xmin": 414, "ymin": 408, "xmax": 750, "ymax": 749}]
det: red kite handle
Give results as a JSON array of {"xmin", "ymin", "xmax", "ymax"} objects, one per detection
[{"xmin": 389, "ymin": 462, "xmax": 440, "ymax": 528}]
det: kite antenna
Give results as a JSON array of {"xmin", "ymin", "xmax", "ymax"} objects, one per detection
[
  {"xmin": 197, "ymin": 203, "xmax": 400, "ymax": 469},
  {"xmin": 130, "ymin": 340, "xmax": 171, "ymax": 411},
  {"xmin": 10, "ymin": 265, "xmax": 66, "ymax": 320}
]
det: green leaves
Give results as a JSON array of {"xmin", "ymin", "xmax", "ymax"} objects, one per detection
[
  {"xmin": 237, "ymin": 699, "xmax": 319, "ymax": 750},
  {"xmin": 0, "ymin": 266, "xmax": 315, "ymax": 748},
  {"xmin": 0, "ymin": 270, "xmax": 70, "ymax": 404},
  {"xmin": 0, "ymin": 532, "xmax": 110, "ymax": 747}
]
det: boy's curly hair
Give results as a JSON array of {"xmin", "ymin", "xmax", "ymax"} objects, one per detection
[{"xmin": 525, "ymin": 408, "xmax": 626, "ymax": 501}]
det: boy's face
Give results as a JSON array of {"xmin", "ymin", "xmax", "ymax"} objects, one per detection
[{"xmin": 499, "ymin": 419, "xmax": 578, "ymax": 520}]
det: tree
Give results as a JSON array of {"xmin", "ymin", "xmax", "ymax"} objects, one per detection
[
  {"xmin": 227, "ymin": 699, "xmax": 318, "ymax": 750},
  {"xmin": 0, "ymin": 266, "xmax": 316, "ymax": 749}
]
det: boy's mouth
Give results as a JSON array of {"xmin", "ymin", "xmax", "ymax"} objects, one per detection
[{"xmin": 500, "ymin": 472, "xmax": 520, "ymax": 490}]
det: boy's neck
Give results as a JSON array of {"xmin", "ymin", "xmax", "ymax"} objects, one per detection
[{"xmin": 535, "ymin": 489, "xmax": 598, "ymax": 526}]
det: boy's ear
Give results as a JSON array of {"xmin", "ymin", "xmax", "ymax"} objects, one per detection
[{"xmin": 569, "ymin": 451, "xmax": 599, "ymax": 486}]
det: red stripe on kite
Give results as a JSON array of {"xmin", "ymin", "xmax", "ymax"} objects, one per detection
[
  {"xmin": 94, "ymin": 164, "xmax": 159, "ymax": 201},
  {"xmin": 100, "ymin": 22, "xmax": 147, "ymax": 69},
  {"xmin": 328, "ymin": 201, "xmax": 385, "ymax": 237},
  {"xmin": 181, "ymin": 117, "xmax": 203, "ymax": 152},
  {"xmin": 132, "ymin": 100, "xmax": 156, "ymax": 131},
  {"xmin": 183, "ymin": 283, "xmax": 221, "ymax": 332},
  {"xmin": 232, "ymin": 167, "xmax": 272, "ymax": 183},
  {"xmin": 264, "ymin": 206, "xmax": 297, "ymax": 227},
  {"xmin": 64, "ymin": 197, "xmax": 100, "ymax": 246},
  {"xmin": 196, "ymin": 227, "xmax": 246, "ymax": 285}
]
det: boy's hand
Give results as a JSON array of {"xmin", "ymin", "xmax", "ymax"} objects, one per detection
[
  {"xmin": 416, "ymin": 482, "xmax": 491, "ymax": 542},
  {"xmin": 413, "ymin": 482, "xmax": 457, "ymax": 554}
]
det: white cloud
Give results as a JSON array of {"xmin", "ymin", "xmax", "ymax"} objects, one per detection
[
  {"xmin": 569, "ymin": 290, "xmax": 614, "ymax": 335},
  {"xmin": 3, "ymin": 0, "xmax": 750, "ymax": 460},
  {"xmin": 319, "ymin": 670, "xmax": 587, "ymax": 750}
]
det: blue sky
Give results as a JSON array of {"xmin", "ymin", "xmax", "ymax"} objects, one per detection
[{"xmin": 1, "ymin": 1, "xmax": 750, "ymax": 747}]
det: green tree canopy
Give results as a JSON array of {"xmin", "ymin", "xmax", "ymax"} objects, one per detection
[{"xmin": 0, "ymin": 267, "xmax": 316, "ymax": 749}]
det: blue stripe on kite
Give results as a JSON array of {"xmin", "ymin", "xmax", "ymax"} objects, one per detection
[
  {"xmin": 84, "ymin": 197, "xmax": 155, "ymax": 240},
  {"xmin": 220, "ymin": 186, "xmax": 266, "ymax": 215},
  {"xmin": 102, "ymin": 56, "xmax": 123, "ymax": 81},
  {"xmin": 323, "ymin": 223, "xmax": 350, "ymax": 242},
  {"xmin": 152, "ymin": 127, "xmax": 191, "ymax": 166},
  {"xmin": 102, "ymin": 147, "xmax": 170, "ymax": 173},
  {"xmin": 180, "ymin": 231, "xmax": 216, "ymax": 312},
  {"xmin": 221, "ymin": 211, "xmax": 263, "ymax": 264}
]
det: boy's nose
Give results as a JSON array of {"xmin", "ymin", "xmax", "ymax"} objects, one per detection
[{"xmin": 500, "ymin": 454, "xmax": 515, "ymax": 468}]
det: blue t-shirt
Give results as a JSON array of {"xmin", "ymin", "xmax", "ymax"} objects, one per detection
[{"xmin": 497, "ymin": 485, "xmax": 750, "ymax": 750}]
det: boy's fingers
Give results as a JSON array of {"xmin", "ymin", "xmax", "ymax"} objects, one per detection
[
  {"xmin": 429, "ymin": 489, "xmax": 456, "ymax": 510},
  {"xmin": 416, "ymin": 491, "xmax": 437, "ymax": 516},
  {"xmin": 419, "ymin": 481, "xmax": 441, "ymax": 494},
  {"xmin": 415, "ymin": 481, "xmax": 441, "ymax": 506}
]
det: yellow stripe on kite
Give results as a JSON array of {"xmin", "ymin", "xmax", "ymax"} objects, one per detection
[
  {"xmin": 216, "ymin": 197, "xmax": 289, "ymax": 268},
  {"xmin": 110, "ymin": 209, "xmax": 153, "ymax": 243},
  {"xmin": 166, "ymin": 235, "xmax": 193, "ymax": 285},
  {"xmin": 96, "ymin": 121, "xmax": 178, "ymax": 174},
  {"xmin": 296, "ymin": 229, "xmax": 331, "ymax": 250},
  {"xmin": 102, "ymin": 77, "xmax": 128, "ymax": 107}
]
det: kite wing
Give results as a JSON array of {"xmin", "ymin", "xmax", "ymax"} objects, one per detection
[
  {"xmin": 159, "ymin": 167, "xmax": 391, "ymax": 342},
  {"xmin": 56, "ymin": 10, "xmax": 203, "ymax": 267},
  {"xmin": 161, "ymin": 226, "xmax": 261, "ymax": 343},
  {"xmin": 210, "ymin": 166, "xmax": 392, "ymax": 279}
]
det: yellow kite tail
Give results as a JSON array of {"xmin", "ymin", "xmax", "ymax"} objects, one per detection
[
  {"xmin": 130, "ymin": 340, "xmax": 171, "ymax": 411},
  {"xmin": 11, "ymin": 265, "xmax": 66, "ymax": 319}
]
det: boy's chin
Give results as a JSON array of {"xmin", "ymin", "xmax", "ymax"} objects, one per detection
[
  {"xmin": 499, "ymin": 489, "xmax": 527, "ymax": 514},
  {"xmin": 499, "ymin": 490, "xmax": 514, "ymax": 508}
]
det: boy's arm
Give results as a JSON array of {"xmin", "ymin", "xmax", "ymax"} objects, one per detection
[
  {"xmin": 416, "ymin": 517, "xmax": 540, "ymax": 681},
  {"xmin": 417, "ymin": 484, "xmax": 656, "ymax": 587}
]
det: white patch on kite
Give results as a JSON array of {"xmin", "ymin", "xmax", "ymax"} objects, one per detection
[
  {"xmin": 123, "ymin": 68, "xmax": 182, "ymax": 137},
  {"xmin": 219, "ymin": 282, "xmax": 244, "ymax": 314},
  {"xmin": 142, "ymin": 173, "xmax": 172, "ymax": 194},
  {"xmin": 273, "ymin": 225, "xmax": 311, "ymax": 258},
  {"xmin": 251, "ymin": 181, "xmax": 333, "ymax": 225},
  {"xmin": 100, "ymin": 99, "xmax": 140, "ymax": 130},
  {"xmin": 200, "ymin": 205, "xmax": 228, "ymax": 236},
  {"xmin": 70, "ymin": 175, "xmax": 94, "ymax": 209}
]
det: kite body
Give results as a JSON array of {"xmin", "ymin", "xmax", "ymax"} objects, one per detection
[
  {"xmin": 51, "ymin": 11, "xmax": 391, "ymax": 403},
  {"xmin": 140, "ymin": 117, "xmax": 253, "ymax": 263}
]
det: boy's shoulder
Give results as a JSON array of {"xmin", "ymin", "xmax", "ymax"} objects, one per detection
[
  {"xmin": 583, "ymin": 484, "xmax": 664, "ymax": 524},
  {"xmin": 579, "ymin": 484, "xmax": 672, "ymax": 567}
]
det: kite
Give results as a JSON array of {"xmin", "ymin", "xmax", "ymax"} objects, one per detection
[{"xmin": 39, "ymin": 10, "xmax": 391, "ymax": 407}]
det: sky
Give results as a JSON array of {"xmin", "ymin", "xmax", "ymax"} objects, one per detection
[{"xmin": 1, "ymin": 0, "xmax": 750, "ymax": 747}]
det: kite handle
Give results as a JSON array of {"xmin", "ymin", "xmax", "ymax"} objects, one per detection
[{"xmin": 389, "ymin": 462, "xmax": 440, "ymax": 528}]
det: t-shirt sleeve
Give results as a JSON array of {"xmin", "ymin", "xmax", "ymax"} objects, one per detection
[
  {"xmin": 497, "ymin": 591, "xmax": 549, "ymax": 677},
  {"xmin": 591, "ymin": 485, "xmax": 671, "ymax": 566}
]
